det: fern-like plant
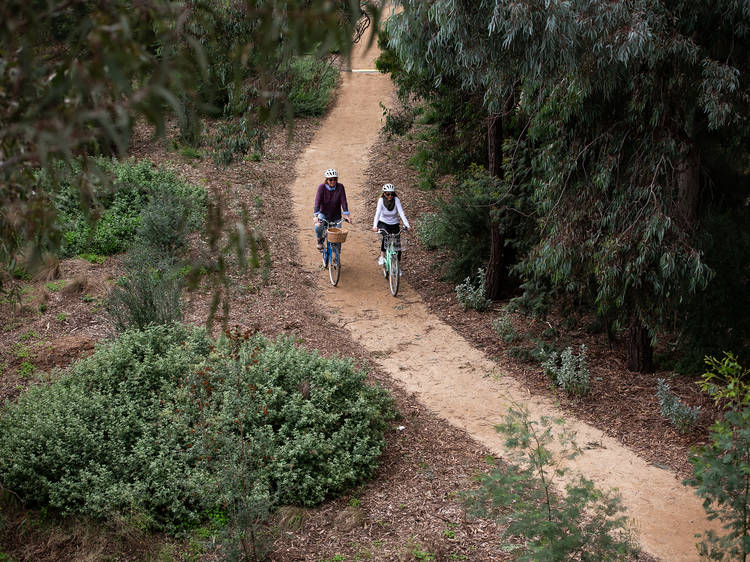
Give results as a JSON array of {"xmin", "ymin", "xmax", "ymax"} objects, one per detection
[{"xmin": 464, "ymin": 407, "xmax": 637, "ymax": 560}]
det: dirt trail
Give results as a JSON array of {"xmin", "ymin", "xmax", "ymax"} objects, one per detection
[{"xmin": 289, "ymin": 31, "xmax": 713, "ymax": 561}]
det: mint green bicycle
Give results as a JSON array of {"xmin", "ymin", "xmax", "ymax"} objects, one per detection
[{"xmin": 378, "ymin": 227, "xmax": 407, "ymax": 296}]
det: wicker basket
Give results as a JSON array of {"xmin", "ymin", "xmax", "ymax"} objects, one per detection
[{"xmin": 327, "ymin": 227, "xmax": 348, "ymax": 243}]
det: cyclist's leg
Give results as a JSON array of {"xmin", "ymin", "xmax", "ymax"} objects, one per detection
[
  {"xmin": 314, "ymin": 213, "xmax": 327, "ymax": 249},
  {"xmin": 385, "ymin": 223, "xmax": 400, "ymax": 248},
  {"xmin": 376, "ymin": 220, "xmax": 390, "ymax": 265}
]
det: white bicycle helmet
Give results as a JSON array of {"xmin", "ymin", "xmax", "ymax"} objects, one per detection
[
  {"xmin": 382, "ymin": 183, "xmax": 396, "ymax": 192},
  {"xmin": 324, "ymin": 168, "xmax": 338, "ymax": 179}
]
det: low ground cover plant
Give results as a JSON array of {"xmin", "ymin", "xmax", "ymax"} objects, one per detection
[
  {"xmin": 542, "ymin": 345, "xmax": 591, "ymax": 397},
  {"xmin": 0, "ymin": 324, "xmax": 396, "ymax": 533},
  {"xmin": 655, "ymin": 378, "xmax": 700, "ymax": 434},
  {"xmin": 455, "ymin": 268, "xmax": 491, "ymax": 312}
]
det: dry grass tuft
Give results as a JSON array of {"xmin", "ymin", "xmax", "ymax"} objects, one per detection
[
  {"xmin": 275, "ymin": 506, "xmax": 309, "ymax": 531},
  {"xmin": 332, "ymin": 506, "xmax": 366, "ymax": 531},
  {"xmin": 61, "ymin": 275, "xmax": 89, "ymax": 295},
  {"xmin": 30, "ymin": 254, "xmax": 61, "ymax": 282}
]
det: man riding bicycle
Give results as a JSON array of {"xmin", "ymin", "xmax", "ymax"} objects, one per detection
[{"xmin": 314, "ymin": 168, "xmax": 351, "ymax": 250}]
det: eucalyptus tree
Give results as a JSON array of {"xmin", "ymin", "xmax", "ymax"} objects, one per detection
[
  {"xmin": 384, "ymin": 0, "xmax": 579, "ymax": 300},
  {"xmin": 0, "ymin": 0, "xmax": 378, "ymax": 282},
  {"xmin": 385, "ymin": 0, "xmax": 750, "ymax": 371}
]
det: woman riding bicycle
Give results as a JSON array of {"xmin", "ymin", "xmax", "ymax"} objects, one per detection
[
  {"xmin": 314, "ymin": 168, "xmax": 351, "ymax": 251},
  {"xmin": 371, "ymin": 183, "xmax": 410, "ymax": 266}
]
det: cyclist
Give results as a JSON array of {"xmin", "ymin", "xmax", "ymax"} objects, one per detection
[
  {"xmin": 314, "ymin": 168, "xmax": 351, "ymax": 251},
  {"xmin": 371, "ymin": 183, "xmax": 410, "ymax": 266}
]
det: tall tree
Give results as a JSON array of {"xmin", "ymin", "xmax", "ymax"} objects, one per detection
[{"xmin": 385, "ymin": 0, "xmax": 750, "ymax": 371}]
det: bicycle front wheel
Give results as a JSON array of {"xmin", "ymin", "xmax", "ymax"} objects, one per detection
[
  {"xmin": 388, "ymin": 258, "xmax": 399, "ymax": 296},
  {"xmin": 328, "ymin": 244, "xmax": 341, "ymax": 286}
]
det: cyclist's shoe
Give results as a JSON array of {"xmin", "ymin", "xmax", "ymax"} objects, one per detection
[
  {"xmin": 316, "ymin": 240, "xmax": 324, "ymax": 251},
  {"xmin": 377, "ymin": 256, "xmax": 385, "ymax": 266},
  {"xmin": 399, "ymin": 269, "xmax": 403, "ymax": 276}
]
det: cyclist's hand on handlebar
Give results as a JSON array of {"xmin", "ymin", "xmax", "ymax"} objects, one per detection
[{"xmin": 371, "ymin": 226, "xmax": 378, "ymax": 232}]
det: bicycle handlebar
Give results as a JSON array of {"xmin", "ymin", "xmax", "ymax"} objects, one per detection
[
  {"xmin": 377, "ymin": 226, "xmax": 408, "ymax": 235},
  {"xmin": 317, "ymin": 217, "xmax": 350, "ymax": 227}
]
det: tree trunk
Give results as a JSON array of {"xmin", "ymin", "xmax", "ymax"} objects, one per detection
[
  {"xmin": 676, "ymin": 143, "xmax": 701, "ymax": 229},
  {"xmin": 627, "ymin": 317, "xmax": 654, "ymax": 373},
  {"xmin": 485, "ymin": 112, "xmax": 504, "ymax": 301},
  {"xmin": 488, "ymin": 112, "xmax": 503, "ymax": 177}
]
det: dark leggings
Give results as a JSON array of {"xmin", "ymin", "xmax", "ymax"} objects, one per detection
[{"xmin": 377, "ymin": 221, "xmax": 402, "ymax": 261}]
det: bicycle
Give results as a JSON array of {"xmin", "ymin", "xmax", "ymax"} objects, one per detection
[
  {"xmin": 378, "ymin": 227, "xmax": 407, "ymax": 296},
  {"xmin": 318, "ymin": 218, "xmax": 348, "ymax": 286}
]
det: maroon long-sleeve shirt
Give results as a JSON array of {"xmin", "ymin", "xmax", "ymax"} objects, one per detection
[{"xmin": 313, "ymin": 182, "xmax": 349, "ymax": 221}]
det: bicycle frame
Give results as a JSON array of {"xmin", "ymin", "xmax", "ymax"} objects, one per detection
[
  {"xmin": 318, "ymin": 218, "xmax": 346, "ymax": 286},
  {"xmin": 379, "ymin": 227, "xmax": 407, "ymax": 296}
]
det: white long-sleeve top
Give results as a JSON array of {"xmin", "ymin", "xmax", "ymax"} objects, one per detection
[{"xmin": 372, "ymin": 196, "xmax": 410, "ymax": 229}]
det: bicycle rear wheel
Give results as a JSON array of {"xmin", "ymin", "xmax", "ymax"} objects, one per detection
[
  {"xmin": 388, "ymin": 257, "xmax": 399, "ymax": 296},
  {"xmin": 328, "ymin": 244, "xmax": 341, "ymax": 286}
]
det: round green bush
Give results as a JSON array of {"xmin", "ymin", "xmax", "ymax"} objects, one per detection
[
  {"xmin": 185, "ymin": 329, "xmax": 396, "ymax": 506},
  {"xmin": 0, "ymin": 325, "xmax": 213, "ymax": 529},
  {"xmin": 0, "ymin": 325, "xmax": 395, "ymax": 531}
]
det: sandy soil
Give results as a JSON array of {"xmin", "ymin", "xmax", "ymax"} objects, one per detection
[{"xmin": 289, "ymin": 25, "xmax": 714, "ymax": 562}]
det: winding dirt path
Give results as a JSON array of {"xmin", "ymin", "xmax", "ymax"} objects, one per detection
[{"xmin": 289, "ymin": 33, "xmax": 713, "ymax": 561}]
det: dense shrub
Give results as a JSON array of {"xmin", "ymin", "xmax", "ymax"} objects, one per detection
[
  {"xmin": 380, "ymin": 101, "xmax": 415, "ymax": 137},
  {"xmin": 0, "ymin": 325, "xmax": 396, "ymax": 532},
  {"xmin": 136, "ymin": 189, "xmax": 196, "ymax": 254},
  {"xmin": 415, "ymin": 165, "xmax": 495, "ymax": 281},
  {"xmin": 46, "ymin": 158, "xmax": 205, "ymax": 258},
  {"xmin": 287, "ymin": 56, "xmax": 338, "ymax": 117},
  {"xmin": 184, "ymin": 329, "xmax": 396, "ymax": 506},
  {"xmin": 0, "ymin": 325, "xmax": 212, "ymax": 529},
  {"xmin": 210, "ymin": 117, "xmax": 262, "ymax": 167}
]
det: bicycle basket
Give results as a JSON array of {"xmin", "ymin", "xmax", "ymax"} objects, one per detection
[
  {"xmin": 327, "ymin": 227, "xmax": 348, "ymax": 243},
  {"xmin": 384, "ymin": 232, "xmax": 406, "ymax": 252}
]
